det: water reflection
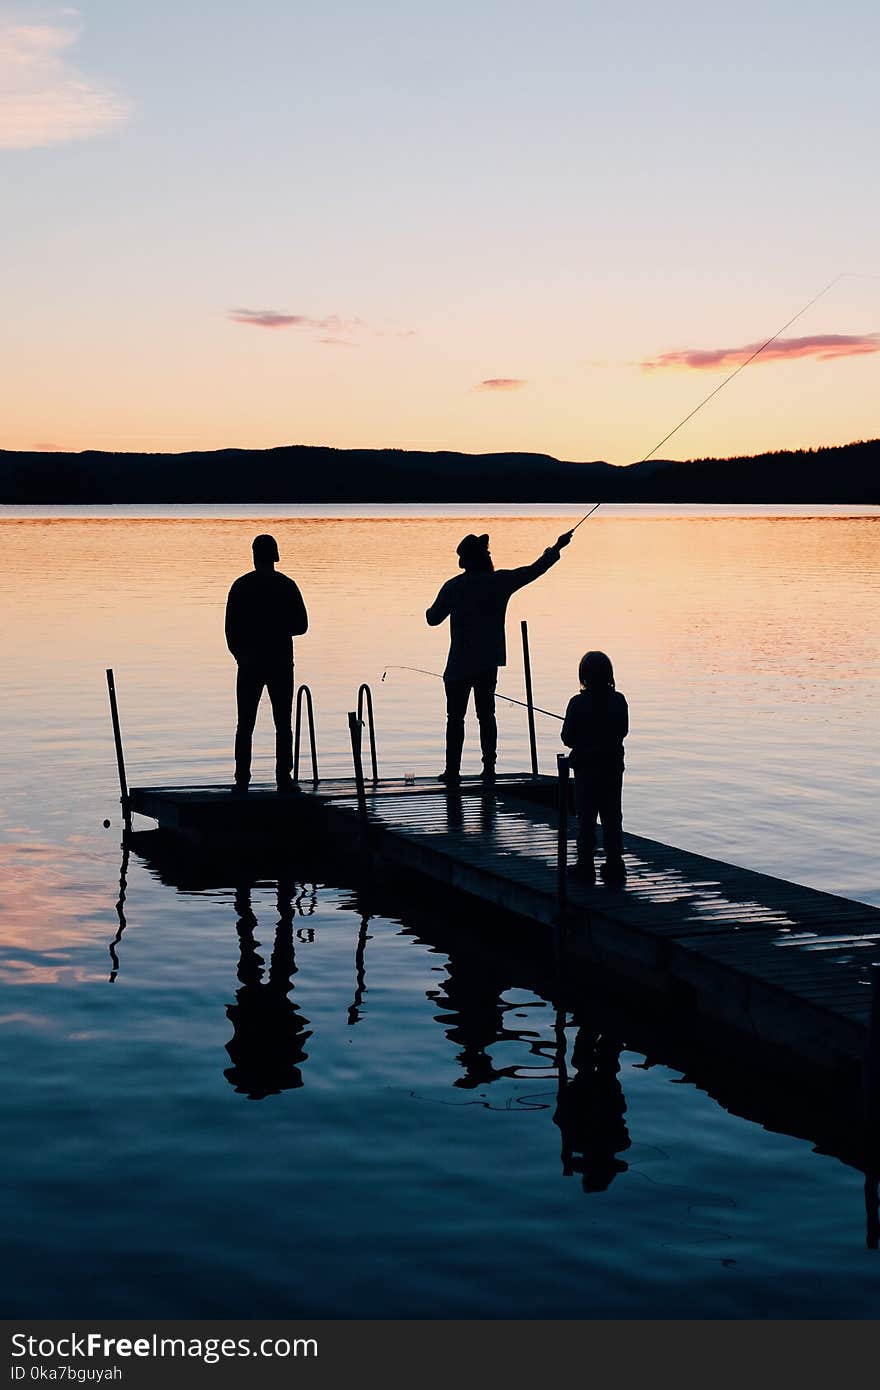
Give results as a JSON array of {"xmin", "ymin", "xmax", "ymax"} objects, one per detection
[
  {"xmin": 108, "ymin": 840, "xmax": 130, "ymax": 983},
  {"xmin": 120, "ymin": 831, "xmax": 878, "ymax": 1241},
  {"xmin": 553, "ymin": 1014, "xmax": 631, "ymax": 1192},
  {"xmin": 348, "ymin": 906, "xmax": 371, "ymax": 1027},
  {"xmin": 224, "ymin": 881, "xmax": 312, "ymax": 1100}
]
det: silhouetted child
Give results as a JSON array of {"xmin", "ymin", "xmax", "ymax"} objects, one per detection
[{"xmin": 561, "ymin": 651, "xmax": 628, "ymax": 886}]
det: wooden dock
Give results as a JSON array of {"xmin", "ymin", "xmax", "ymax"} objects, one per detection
[{"xmin": 127, "ymin": 774, "xmax": 880, "ymax": 1082}]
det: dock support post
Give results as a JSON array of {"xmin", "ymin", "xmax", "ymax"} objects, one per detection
[
  {"xmin": 105, "ymin": 668, "xmax": 131, "ymax": 834},
  {"xmin": 521, "ymin": 620, "xmax": 539, "ymax": 777},
  {"xmin": 348, "ymin": 711, "xmax": 369, "ymax": 832},
  {"xmin": 556, "ymin": 753, "xmax": 570, "ymax": 918}
]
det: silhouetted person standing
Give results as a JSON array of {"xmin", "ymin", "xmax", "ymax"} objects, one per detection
[
  {"xmin": 426, "ymin": 530, "xmax": 571, "ymax": 783},
  {"xmin": 561, "ymin": 650, "xmax": 628, "ymax": 886},
  {"xmin": 225, "ymin": 534, "xmax": 308, "ymax": 794}
]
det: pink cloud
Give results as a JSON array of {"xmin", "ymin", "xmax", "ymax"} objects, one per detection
[
  {"xmin": 475, "ymin": 378, "xmax": 527, "ymax": 391},
  {"xmin": 228, "ymin": 308, "xmax": 366, "ymax": 333},
  {"xmin": 640, "ymin": 333, "xmax": 880, "ymax": 372},
  {"xmin": 229, "ymin": 309, "xmax": 309, "ymax": 329},
  {"xmin": 0, "ymin": 17, "xmax": 130, "ymax": 150}
]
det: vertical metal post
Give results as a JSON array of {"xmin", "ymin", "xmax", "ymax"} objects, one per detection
[
  {"xmin": 105, "ymin": 668, "xmax": 131, "ymax": 832},
  {"xmin": 521, "ymin": 620, "xmax": 539, "ymax": 777},
  {"xmin": 556, "ymin": 753, "xmax": 570, "ymax": 916},
  {"xmin": 348, "ymin": 711, "xmax": 369, "ymax": 830}
]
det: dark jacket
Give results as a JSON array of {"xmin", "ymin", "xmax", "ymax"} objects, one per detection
[
  {"xmin": 426, "ymin": 547, "xmax": 560, "ymax": 680},
  {"xmin": 225, "ymin": 570, "xmax": 308, "ymax": 666},
  {"xmin": 561, "ymin": 690, "xmax": 628, "ymax": 773}
]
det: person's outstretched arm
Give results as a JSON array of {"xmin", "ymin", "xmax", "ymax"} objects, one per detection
[
  {"xmin": 286, "ymin": 580, "xmax": 308, "ymax": 636},
  {"xmin": 505, "ymin": 531, "xmax": 572, "ymax": 594},
  {"xmin": 426, "ymin": 579, "xmax": 454, "ymax": 626}
]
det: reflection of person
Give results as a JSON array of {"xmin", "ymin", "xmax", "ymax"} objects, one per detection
[
  {"xmin": 561, "ymin": 651, "xmax": 628, "ymax": 886},
  {"xmin": 432, "ymin": 947, "xmax": 522, "ymax": 1090},
  {"xmin": 426, "ymin": 530, "xmax": 571, "ymax": 783},
  {"xmin": 224, "ymin": 883, "xmax": 312, "ymax": 1100},
  {"xmin": 225, "ymin": 534, "xmax": 308, "ymax": 794},
  {"xmin": 554, "ymin": 1026, "xmax": 630, "ymax": 1192}
]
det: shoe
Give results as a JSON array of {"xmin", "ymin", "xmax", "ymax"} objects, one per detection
[
  {"xmin": 481, "ymin": 765, "xmax": 496, "ymax": 784},
  {"xmin": 231, "ymin": 784, "xmax": 249, "ymax": 798},
  {"xmin": 600, "ymin": 858, "xmax": 627, "ymax": 887},
  {"xmin": 276, "ymin": 778, "xmax": 301, "ymax": 796},
  {"xmin": 567, "ymin": 861, "xmax": 596, "ymax": 886},
  {"xmin": 437, "ymin": 769, "xmax": 461, "ymax": 786}
]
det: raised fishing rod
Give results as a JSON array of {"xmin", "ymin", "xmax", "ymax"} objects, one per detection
[
  {"xmin": 381, "ymin": 665, "xmax": 564, "ymax": 721},
  {"xmin": 568, "ymin": 271, "xmax": 876, "ymax": 531}
]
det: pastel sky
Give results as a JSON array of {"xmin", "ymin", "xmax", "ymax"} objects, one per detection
[{"xmin": 1, "ymin": 0, "xmax": 878, "ymax": 464}]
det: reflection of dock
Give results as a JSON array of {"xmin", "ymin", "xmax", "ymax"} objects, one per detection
[{"xmin": 127, "ymin": 774, "xmax": 880, "ymax": 1082}]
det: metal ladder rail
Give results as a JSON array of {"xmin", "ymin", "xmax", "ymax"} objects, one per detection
[
  {"xmin": 293, "ymin": 684, "xmax": 319, "ymax": 787},
  {"xmin": 357, "ymin": 683, "xmax": 379, "ymax": 784}
]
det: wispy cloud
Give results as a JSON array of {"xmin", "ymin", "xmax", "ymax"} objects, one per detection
[
  {"xmin": 475, "ymin": 378, "xmax": 527, "ymax": 391},
  {"xmin": 228, "ymin": 308, "xmax": 417, "ymax": 347},
  {"xmin": 0, "ymin": 14, "xmax": 130, "ymax": 150},
  {"xmin": 229, "ymin": 308, "xmax": 366, "ymax": 334},
  {"xmin": 640, "ymin": 333, "xmax": 880, "ymax": 372}
]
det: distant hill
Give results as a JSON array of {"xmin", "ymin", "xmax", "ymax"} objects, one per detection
[{"xmin": 0, "ymin": 438, "xmax": 876, "ymax": 503}]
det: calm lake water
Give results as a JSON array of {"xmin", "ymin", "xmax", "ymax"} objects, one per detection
[{"xmin": 1, "ymin": 504, "xmax": 878, "ymax": 1318}]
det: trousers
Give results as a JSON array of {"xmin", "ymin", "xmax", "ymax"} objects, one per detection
[
  {"xmin": 234, "ymin": 660, "xmax": 294, "ymax": 786},
  {"xmin": 573, "ymin": 767, "xmax": 624, "ymax": 863},
  {"xmin": 443, "ymin": 668, "xmax": 498, "ymax": 774}
]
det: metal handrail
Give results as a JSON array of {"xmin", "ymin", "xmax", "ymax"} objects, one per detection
[
  {"xmin": 357, "ymin": 683, "xmax": 378, "ymax": 784},
  {"xmin": 293, "ymin": 684, "xmax": 319, "ymax": 786}
]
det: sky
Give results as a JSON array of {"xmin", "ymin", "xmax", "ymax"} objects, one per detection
[{"xmin": 1, "ymin": 0, "xmax": 878, "ymax": 464}]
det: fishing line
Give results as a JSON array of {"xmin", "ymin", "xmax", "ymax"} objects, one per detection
[
  {"xmin": 381, "ymin": 665, "xmax": 564, "ymax": 721},
  {"xmin": 638, "ymin": 271, "xmax": 877, "ymax": 463},
  {"xmin": 569, "ymin": 270, "xmax": 878, "ymax": 528}
]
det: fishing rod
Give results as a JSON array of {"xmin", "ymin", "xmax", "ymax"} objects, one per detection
[
  {"xmin": 569, "ymin": 501, "xmax": 601, "ymax": 533},
  {"xmin": 381, "ymin": 665, "xmax": 564, "ymax": 721},
  {"xmin": 638, "ymin": 272, "xmax": 856, "ymax": 464},
  {"xmin": 568, "ymin": 270, "xmax": 876, "ymax": 531}
]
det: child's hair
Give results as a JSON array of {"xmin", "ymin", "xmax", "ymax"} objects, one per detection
[{"xmin": 578, "ymin": 650, "xmax": 615, "ymax": 693}]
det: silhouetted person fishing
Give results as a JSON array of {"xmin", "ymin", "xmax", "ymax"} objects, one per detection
[
  {"xmin": 561, "ymin": 650, "xmax": 628, "ymax": 886},
  {"xmin": 225, "ymin": 534, "xmax": 308, "ymax": 794},
  {"xmin": 426, "ymin": 529, "xmax": 572, "ymax": 783}
]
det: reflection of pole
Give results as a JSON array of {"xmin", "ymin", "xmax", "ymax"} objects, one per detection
[
  {"xmin": 866, "ymin": 1171, "xmax": 879, "ymax": 1252},
  {"xmin": 554, "ymin": 1003, "xmax": 572, "ymax": 1176},
  {"xmin": 348, "ymin": 915, "xmax": 370, "ymax": 1026},
  {"xmin": 108, "ymin": 838, "xmax": 130, "ymax": 983},
  {"xmin": 521, "ymin": 621, "xmax": 539, "ymax": 777},
  {"xmin": 864, "ymin": 963, "xmax": 880, "ymax": 1248},
  {"xmin": 106, "ymin": 668, "xmax": 131, "ymax": 832}
]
